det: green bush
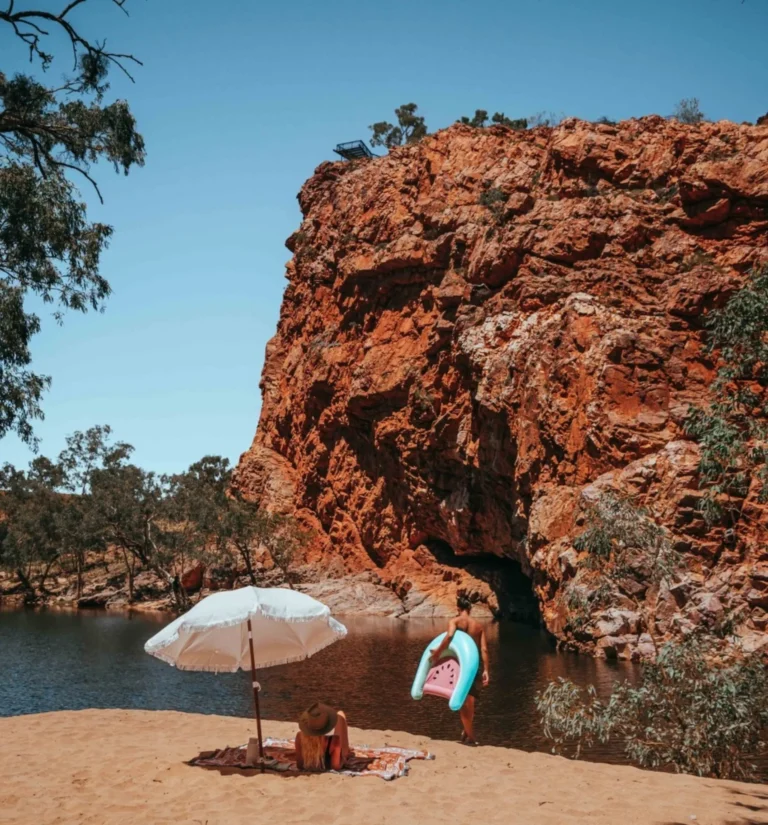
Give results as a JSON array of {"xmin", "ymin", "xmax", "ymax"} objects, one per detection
[
  {"xmin": 560, "ymin": 579, "xmax": 614, "ymax": 632},
  {"xmin": 459, "ymin": 109, "xmax": 489, "ymax": 128},
  {"xmin": 673, "ymin": 97, "xmax": 706, "ymax": 124},
  {"xmin": 574, "ymin": 491, "xmax": 679, "ymax": 582},
  {"xmin": 685, "ymin": 263, "xmax": 768, "ymax": 522},
  {"xmin": 459, "ymin": 110, "xmax": 527, "ymax": 130},
  {"xmin": 478, "ymin": 187, "xmax": 507, "ymax": 208},
  {"xmin": 536, "ymin": 632, "xmax": 768, "ymax": 780},
  {"xmin": 491, "ymin": 112, "xmax": 527, "ymax": 129},
  {"xmin": 369, "ymin": 103, "xmax": 428, "ymax": 148},
  {"xmin": 477, "ymin": 186, "xmax": 509, "ymax": 224}
]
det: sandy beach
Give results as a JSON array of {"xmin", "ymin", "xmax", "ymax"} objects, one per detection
[{"xmin": 1, "ymin": 710, "xmax": 767, "ymax": 825}]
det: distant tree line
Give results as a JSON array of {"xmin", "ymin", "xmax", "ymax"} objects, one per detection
[{"xmin": 0, "ymin": 426, "xmax": 305, "ymax": 609}]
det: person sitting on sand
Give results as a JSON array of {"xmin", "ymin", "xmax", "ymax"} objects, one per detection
[
  {"xmin": 429, "ymin": 594, "xmax": 489, "ymax": 745},
  {"xmin": 294, "ymin": 702, "xmax": 350, "ymax": 772}
]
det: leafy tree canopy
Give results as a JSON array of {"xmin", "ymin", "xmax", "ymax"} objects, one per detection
[
  {"xmin": 685, "ymin": 263, "xmax": 768, "ymax": 522},
  {"xmin": 0, "ymin": 1, "xmax": 146, "ymax": 447},
  {"xmin": 459, "ymin": 109, "xmax": 527, "ymax": 130},
  {"xmin": 559, "ymin": 490, "xmax": 682, "ymax": 646},
  {"xmin": 369, "ymin": 102, "xmax": 427, "ymax": 148},
  {"xmin": 459, "ymin": 109, "xmax": 489, "ymax": 128},
  {"xmin": 537, "ymin": 632, "xmax": 768, "ymax": 780}
]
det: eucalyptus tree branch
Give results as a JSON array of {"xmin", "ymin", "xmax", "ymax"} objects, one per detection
[{"xmin": 0, "ymin": 0, "xmax": 142, "ymax": 82}]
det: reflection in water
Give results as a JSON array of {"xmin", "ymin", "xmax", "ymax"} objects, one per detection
[{"xmin": 0, "ymin": 610, "xmax": 638, "ymax": 764}]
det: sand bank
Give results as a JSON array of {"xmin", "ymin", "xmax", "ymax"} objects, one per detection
[{"xmin": 1, "ymin": 709, "xmax": 767, "ymax": 825}]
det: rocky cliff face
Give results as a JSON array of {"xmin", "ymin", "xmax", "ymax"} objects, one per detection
[{"xmin": 234, "ymin": 116, "xmax": 768, "ymax": 657}]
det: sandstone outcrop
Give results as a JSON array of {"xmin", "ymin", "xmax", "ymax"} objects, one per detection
[{"xmin": 234, "ymin": 116, "xmax": 768, "ymax": 657}]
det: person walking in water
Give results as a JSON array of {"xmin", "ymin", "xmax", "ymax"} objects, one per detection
[{"xmin": 429, "ymin": 594, "xmax": 490, "ymax": 745}]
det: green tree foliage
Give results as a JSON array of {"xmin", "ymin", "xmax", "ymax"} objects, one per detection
[
  {"xmin": 574, "ymin": 491, "xmax": 680, "ymax": 583},
  {"xmin": 478, "ymin": 185, "xmax": 509, "ymax": 224},
  {"xmin": 459, "ymin": 109, "xmax": 527, "ymax": 129},
  {"xmin": 0, "ymin": 459, "xmax": 66, "ymax": 601},
  {"xmin": 164, "ymin": 455, "xmax": 232, "ymax": 567},
  {"xmin": 0, "ymin": 1, "xmax": 146, "ymax": 446},
  {"xmin": 58, "ymin": 424, "xmax": 132, "ymax": 495},
  {"xmin": 560, "ymin": 491, "xmax": 681, "ymax": 646},
  {"xmin": 87, "ymin": 458, "xmax": 176, "ymax": 603},
  {"xmin": 540, "ymin": 488, "xmax": 768, "ymax": 780},
  {"xmin": 168, "ymin": 455, "xmax": 304, "ymax": 590},
  {"xmin": 536, "ymin": 633, "xmax": 768, "ymax": 780},
  {"xmin": 0, "ymin": 427, "xmax": 306, "ymax": 607},
  {"xmin": 490, "ymin": 112, "xmax": 527, "ymax": 129},
  {"xmin": 673, "ymin": 97, "xmax": 706, "ymax": 124},
  {"xmin": 459, "ymin": 109, "xmax": 489, "ymax": 128},
  {"xmin": 685, "ymin": 264, "xmax": 768, "ymax": 523},
  {"xmin": 57, "ymin": 424, "xmax": 130, "ymax": 596},
  {"xmin": 369, "ymin": 103, "xmax": 427, "ymax": 148}
]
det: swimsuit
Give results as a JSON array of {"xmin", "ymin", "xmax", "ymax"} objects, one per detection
[{"xmin": 468, "ymin": 672, "xmax": 483, "ymax": 699}]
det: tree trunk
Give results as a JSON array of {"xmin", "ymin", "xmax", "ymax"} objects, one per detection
[
  {"xmin": 277, "ymin": 563, "xmax": 295, "ymax": 590},
  {"xmin": 174, "ymin": 575, "xmax": 190, "ymax": 611},
  {"xmin": 120, "ymin": 547, "xmax": 134, "ymax": 602},
  {"xmin": 75, "ymin": 552, "xmax": 84, "ymax": 600},
  {"xmin": 151, "ymin": 562, "xmax": 189, "ymax": 611},
  {"xmin": 38, "ymin": 556, "xmax": 59, "ymax": 595},
  {"xmin": 237, "ymin": 542, "xmax": 257, "ymax": 585},
  {"xmin": 16, "ymin": 568, "xmax": 37, "ymax": 604}
]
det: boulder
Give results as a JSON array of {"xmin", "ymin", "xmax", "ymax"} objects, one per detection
[{"xmin": 181, "ymin": 562, "xmax": 205, "ymax": 593}]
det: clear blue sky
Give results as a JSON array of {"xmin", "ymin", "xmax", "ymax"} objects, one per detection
[{"xmin": 2, "ymin": 0, "xmax": 766, "ymax": 474}]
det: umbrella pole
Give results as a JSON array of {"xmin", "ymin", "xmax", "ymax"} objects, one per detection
[{"xmin": 246, "ymin": 617, "xmax": 265, "ymax": 773}]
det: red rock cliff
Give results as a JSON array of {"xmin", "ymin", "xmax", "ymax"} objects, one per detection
[{"xmin": 234, "ymin": 116, "xmax": 768, "ymax": 657}]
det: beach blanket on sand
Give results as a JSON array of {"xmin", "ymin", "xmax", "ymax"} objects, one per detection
[{"xmin": 188, "ymin": 737, "xmax": 434, "ymax": 781}]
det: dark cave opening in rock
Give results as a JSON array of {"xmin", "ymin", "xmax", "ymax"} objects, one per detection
[{"xmin": 424, "ymin": 538, "xmax": 541, "ymax": 625}]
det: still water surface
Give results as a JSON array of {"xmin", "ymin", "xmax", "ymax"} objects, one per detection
[{"xmin": 0, "ymin": 609, "xmax": 639, "ymax": 763}]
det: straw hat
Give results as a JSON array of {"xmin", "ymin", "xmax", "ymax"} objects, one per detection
[{"xmin": 298, "ymin": 702, "xmax": 338, "ymax": 737}]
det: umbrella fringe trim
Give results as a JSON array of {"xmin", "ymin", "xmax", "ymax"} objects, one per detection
[
  {"xmin": 146, "ymin": 627, "xmax": 346, "ymax": 673},
  {"xmin": 144, "ymin": 605, "xmax": 346, "ymax": 656}
]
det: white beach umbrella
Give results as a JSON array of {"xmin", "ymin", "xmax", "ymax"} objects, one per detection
[{"xmin": 144, "ymin": 586, "xmax": 347, "ymax": 767}]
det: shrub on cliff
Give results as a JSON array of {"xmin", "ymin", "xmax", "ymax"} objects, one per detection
[
  {"xmin": 672, "ymin": 97, "xmax": 706, "ymax": 124},
  {"xmin": 536, "ymin": 632, "xmax": 768, "ymax": 780},
  {"xmin": 685, "ymin": 263, "xmax": 768, "ymax": 523},
  {"xmin": 369, "ymin": 103, "xmax": 428, "ymax": 148},
  {"xmin": 562, "ymin": 490, "xmax": 681, "ymax": 648},
  {"xmin": 478, "ymin": 186, "xmax": 508, "ymax": 218},
  {"xmin": 459, "ymin": 110, "xmax": 527, "ymax": 129},
  {"xmin": 493, "ymin": 112, "xmax": 527, "ymax": 129},
  {"xmin": 460, "ymin": 109, "xmax": 490, "ymax": 128},
  {"xmin": 574, "ymin": 491, "xmax": 680, "ymax": 582},
  {"xmin": 0, "ymin": 2, "xmax": 146, "ymax": 447}
]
